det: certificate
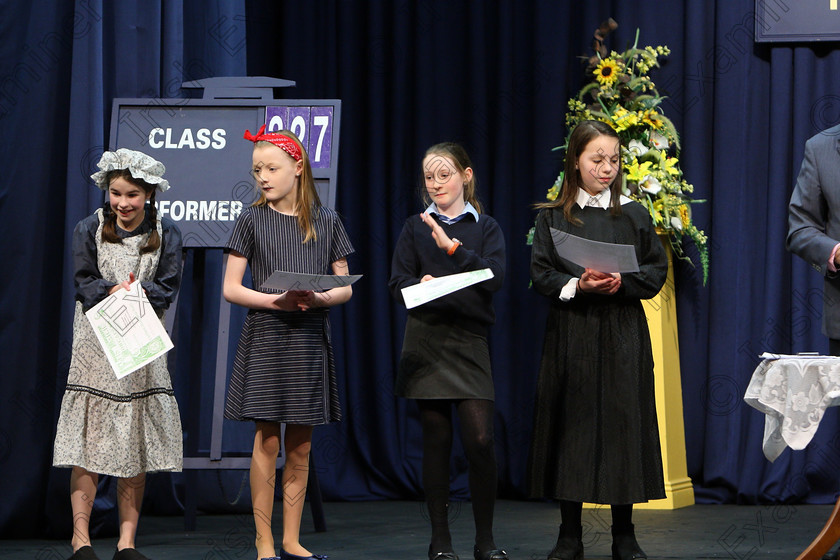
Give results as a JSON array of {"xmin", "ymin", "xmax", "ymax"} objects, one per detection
[
  {"xmin": 260, "ymin": 271, "xmax": 363, "ymax": 292},
  {"xmin": 85, "ymin": 281, "xmax": 174, "ymax": 379},
  {"xmin": 401, "ymin": 269, "xmax": 494, "ymax": 309},
  {"xmin": 549, "ymin": 227, "xmax": 639, "ymax": 273}
]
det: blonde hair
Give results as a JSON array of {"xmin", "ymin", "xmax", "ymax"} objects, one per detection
[
  {"xmin": 252, "ymin": 130, "xmax": 321, "ymax": 243},
  {"xmin": 422, "ymin": 142, "xmax": 482, "ymax": 213}
]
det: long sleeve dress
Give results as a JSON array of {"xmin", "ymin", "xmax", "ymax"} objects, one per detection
[
  {"xmin": 527, "ymin": 199, "xmax": 668, "ymax": 504},
  {"xmin": 53, "ymin": 206, "xmax": 183, "ymax": 477}
]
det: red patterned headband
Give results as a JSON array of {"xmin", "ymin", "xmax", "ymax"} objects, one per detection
[{"xmin": 243, "ymin": 124, "xmax": 302, "ymax": 161}]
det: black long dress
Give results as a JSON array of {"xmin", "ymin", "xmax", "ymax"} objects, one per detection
[{"xmin": 527, "ymin": 199, "xmax": 668, "ymax": 504}]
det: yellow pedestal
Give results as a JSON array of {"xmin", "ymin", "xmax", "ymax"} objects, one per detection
[{"xmin": 587, "ymin": 238, "xmax": 695, "ymax": 510}]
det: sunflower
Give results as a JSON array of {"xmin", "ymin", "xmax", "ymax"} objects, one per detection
[{"xmin": 594, "ymin": 58, "xmax": 620, "ymax": 86}]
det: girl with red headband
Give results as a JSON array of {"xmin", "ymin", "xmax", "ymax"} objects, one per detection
[
  {"xmin": 389, "ymin": 142, "xmax": 508, "ymax": 560},
  {"xmin": 223, "ymin": 126, "xmax": 354, "ymax": 560}
]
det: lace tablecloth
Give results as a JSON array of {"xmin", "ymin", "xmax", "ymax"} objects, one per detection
[{"xmin": 743, "ymin": 354, "xmax": 840, "ymax": 461}]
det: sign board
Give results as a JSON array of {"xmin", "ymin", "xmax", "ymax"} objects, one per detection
[
  {"xmin": 109, "ymin": 81, "xmax": 341, "ymax": 247},
  {"xmin": 755, "ymin": 0, "xmax": 840, "ymax": 42}
]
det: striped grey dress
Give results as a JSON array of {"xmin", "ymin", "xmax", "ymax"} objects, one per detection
[{"xmin": 223, "ymin": 205, "xmax": 354, "ymax": 425}]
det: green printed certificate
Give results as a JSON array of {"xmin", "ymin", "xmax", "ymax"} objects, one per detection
[{"xmin": 85, "ymin": 281, "xmax": 174, "ymax": 379}]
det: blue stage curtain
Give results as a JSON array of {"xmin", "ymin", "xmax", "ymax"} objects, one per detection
[
  {"xmin": 4, "ymin": 0, "xmax": 840, "ymax": 539},
  {"xmin": 0, "ymin": 0, "xmax": 246, "ymax": 539},
  {"xmin": 240, "ymin": 0, "xmax": 840, "ymax": 507}
]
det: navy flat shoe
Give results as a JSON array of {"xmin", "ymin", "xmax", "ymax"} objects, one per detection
[{"xmin": 277, "ymin": 551, "xmax": 328, "ymax": 560}]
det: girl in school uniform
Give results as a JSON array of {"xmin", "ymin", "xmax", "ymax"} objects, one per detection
[{"xmin": 389, "ymin": 142, "xmax": 508, "ymax": 560}]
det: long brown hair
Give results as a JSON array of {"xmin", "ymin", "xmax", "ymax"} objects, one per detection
[
  {"xmin": 252, "ymin": 130, "xmax": 321, "ymax": 243},
  {"xmin": 422, "ymin": 142, "xmax": 482, "ymax": 214},
  {"xmin": 536, "ymin": 120, "xmax": 623, "ymax": 225},
  {"xmin": 101, "ymin": 170, "xmax": 160, "ymax": 254}
]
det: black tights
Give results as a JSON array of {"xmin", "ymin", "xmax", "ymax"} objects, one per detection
[
  {"xmin": 418, "ymin": 398, "xmax": 498, "ymax": 553},
  {"xmin": 559, "ymin": 500, "xmax": 635, "ymax": 535}
]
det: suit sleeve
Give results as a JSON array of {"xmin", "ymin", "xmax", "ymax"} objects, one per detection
[{"xmin": 787, "ymin": 137, "xmax": 837, "ymax": 276}]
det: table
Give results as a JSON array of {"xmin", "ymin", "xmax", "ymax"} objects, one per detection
[{"xmin": 745, "ymin": 353, "xmax": 840, "ymax": 559}]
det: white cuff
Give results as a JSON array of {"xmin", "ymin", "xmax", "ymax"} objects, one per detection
[{"xmin": 559, "ymin": 277, "xmax": 579, "ymax": 302}]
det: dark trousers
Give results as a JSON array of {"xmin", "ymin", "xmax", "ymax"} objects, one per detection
[{"xmin": 831, "ymin": 339, "xmax": 840, "ymax": 356}]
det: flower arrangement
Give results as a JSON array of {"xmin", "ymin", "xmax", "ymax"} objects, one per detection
[{"xmin": 535, "ymin": 24, "xmax": 709, "ymax": 284}]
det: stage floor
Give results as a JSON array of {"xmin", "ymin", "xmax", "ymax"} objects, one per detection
[{"xmin": 1, "ymin": 500, "xmax": 835, "ymax": 559}]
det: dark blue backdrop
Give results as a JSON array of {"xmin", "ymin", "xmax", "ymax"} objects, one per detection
[{"xmin": 3, "ymin": 0, "xmax": 840, "ymax": 540}]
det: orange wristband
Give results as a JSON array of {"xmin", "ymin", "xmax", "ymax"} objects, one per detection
[{"xmin": 447, "ymin": 238, "xmax": 462, "ymax": 256}]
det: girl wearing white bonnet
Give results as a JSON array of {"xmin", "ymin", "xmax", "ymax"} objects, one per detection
[{"xmin": 53, "ymin": 148, "xmax": 183, "ymax": 560}]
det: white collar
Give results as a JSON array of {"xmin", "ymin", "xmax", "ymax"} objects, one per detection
[
  {"xmin": 424, "ymin": 201, "xmax": 480, "ymax": 222},
  {"xmin": 575, "ymin": 188, "xmax": 632, "ymax": 209}
]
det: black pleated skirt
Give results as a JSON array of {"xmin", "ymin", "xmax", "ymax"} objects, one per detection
[
  {"xmin": 527, "ymin": 299, "xmax": 665, "ymax": 504},
  {"xmin": 395, "ymin": 313, "xmax": 494, "ymax": 400}
]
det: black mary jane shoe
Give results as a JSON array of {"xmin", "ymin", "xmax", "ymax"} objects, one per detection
[
  {"xmin": 68, "ymin": 546, "xmax": 100, "ymax": 560},
  {"xmin": 611, "ymin": 530, "xmax": 647, "ymax": 560},
  {"xmin": 429, "ymin": 544, "xmax": 460, "ymax": 560},
  {"xmin": 473, "ymin": 545, "xmax": 509, "ymax": 560}
]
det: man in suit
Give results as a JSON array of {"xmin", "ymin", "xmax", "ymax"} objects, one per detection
[
  {"xmin": 789, "ymin": 124, "xmax": 840, "ymax": 560},
  {"xmin": 787, "ymin": 123, "xmax": 840, "ymax": 355}
]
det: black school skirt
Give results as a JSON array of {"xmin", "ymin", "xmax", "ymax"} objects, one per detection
[{"xmin": 395, "ymin": 312, "xmax": 494, "ymax": 400}]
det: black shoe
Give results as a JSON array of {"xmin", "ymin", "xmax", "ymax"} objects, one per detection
[
  {"xmin": 111, "ymin": 549, "xmax": 150, "ymax": 560},
  {"xmin": 611, "ymin": 525, "xmax": 647, "ymax": 560},
  {"xmin": 474, "ymin": 545, "xmax": 509, "ymax": 560},
  {"xmin": 68, "ymin": 546, "xmax": 100, "ymax": 560},
  {"xmin": 548, "ymin": 524, "xmax": 583, "ymax": 560},
  {"xmin": 429, "ymin": 544, "xmax": 460, "ymax": 560},
  {"xmin": 822, "ymin": 546, "xmax": 839, "ymax": 560}
]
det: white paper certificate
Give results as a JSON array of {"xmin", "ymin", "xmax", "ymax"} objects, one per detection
[
  {"xmin": 401, "ymin": 269, "xmax": 494, "ymax": 309},
  {"xmin": 549, "ymin": 227, "xmax": 639, "ymax": 273},
  {"xmin": 85, "ymin": 281, "xmax": 174, "ymax": 379},
  {"xmin": 260, "ymin": 271, "xmax": 363, "ymax": 292}
]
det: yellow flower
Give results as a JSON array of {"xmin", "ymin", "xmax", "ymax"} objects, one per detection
[
  {"xmin": 662, "ymin": 153, "xmax": 680, "ymax": 176},
  {"xmin": 546, "ymin": 185, "xmax": 559, "ymax": 201},
  {"xmin": 612, "ymin": 106, "xmax": 640, "ymax": 132},
  {"xmin": 594, "ymin": 58, "xmax": 620, "ymax": 86},
  {"xmin": 625, "ymin": 159, "xmax": 653, "ymax": 183},
  {"xmin": 679, "ymin": 204, "xmax": 691, "ymax": 227}
]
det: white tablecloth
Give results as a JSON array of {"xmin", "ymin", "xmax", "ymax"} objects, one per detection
[{"xmin": 743, "ymin": 354, "xmax": 840, "ymax": 461}]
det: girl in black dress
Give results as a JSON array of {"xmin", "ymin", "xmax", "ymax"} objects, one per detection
[
  {"xmin": 528, "ymin": 121, "xmax": 668, "ymax": 560},
  {"xmin": 389, "ymin": 143, "xmax": 507, "ymax": 560}
]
